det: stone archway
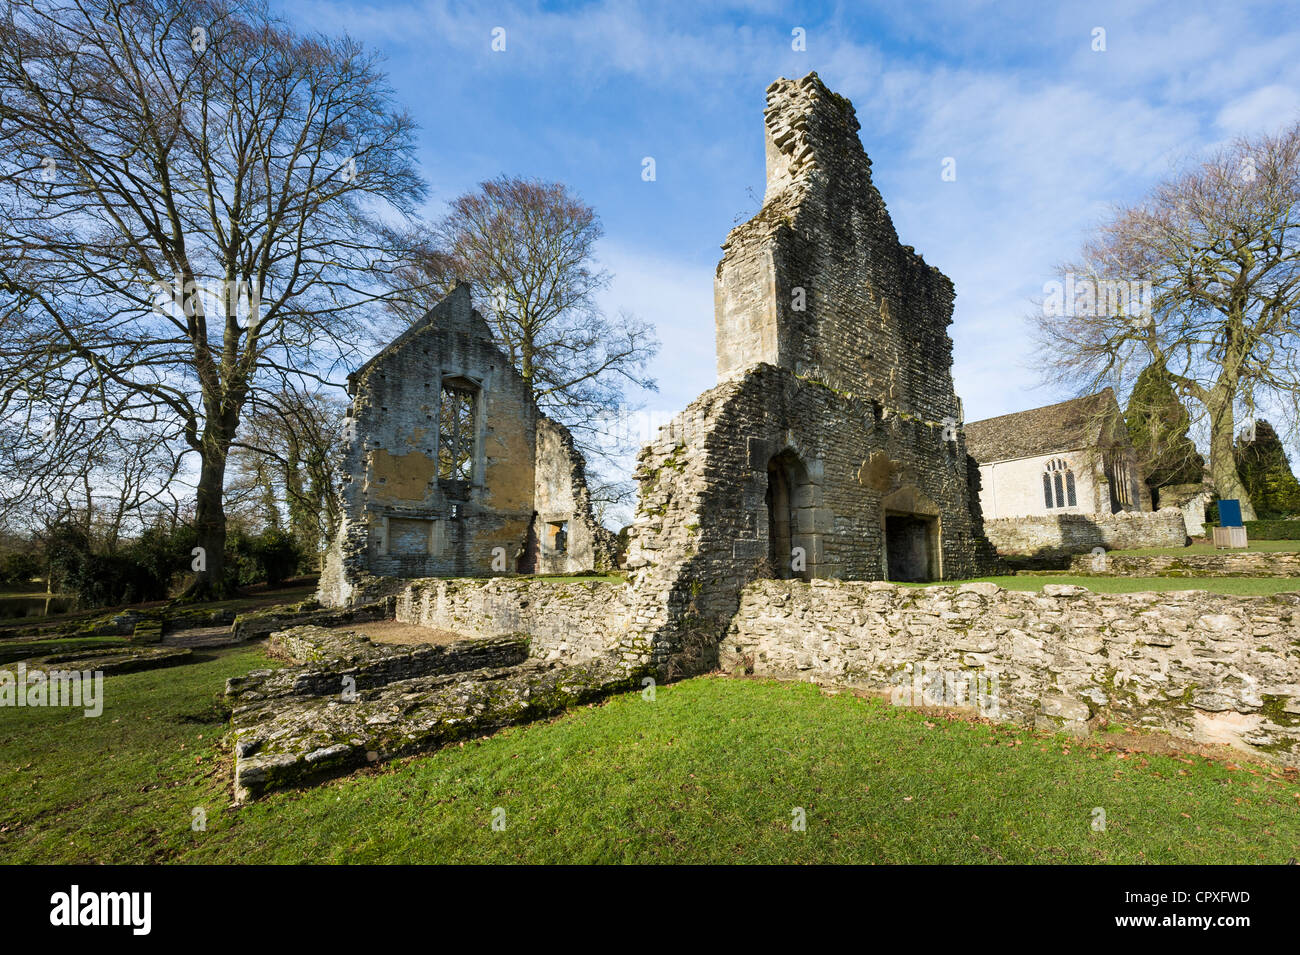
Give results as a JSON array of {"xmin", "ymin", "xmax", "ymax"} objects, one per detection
[
  {"xmin": 881, "ymin": 485, "xmax": 942, "ymax": 582},
  {"xmin": 765, "ymin": 449, "xmax": 820, "ymax": 579}
]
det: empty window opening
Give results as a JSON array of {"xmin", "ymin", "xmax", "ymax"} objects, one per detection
[
  {"xmin": 548, "ymin": 521, "xmax": 568, "ymax": 553},
  {"xmin": 765, "ymin": 449, "xmax": 815, "ymax": 580},
  {"xmin": 438, "ymin": 380, "xmax": 477, "ymax": 481}
]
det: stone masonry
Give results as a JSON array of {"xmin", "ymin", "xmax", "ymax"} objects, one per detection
[
  {"xmin": 226, "ymin": 73, "xmax": 1300, "ymax": 800},
  {"xmin": 318, "ymin": 285, "xmax": 614, "ymax": 607},
  {"xmin": 621, "ymin": 72, "xmax": 1000, "ymax": 678},
  {"xmin": 1069, "ymin": 551, "xmax": 1300, "ymax": 578},
  {"xmin": 722, "ymin": 580, "xmax": 1300, "ymax": 765},
  {"xmin": 227, "ymin": 624, "xmax": 646, "ymax": 799},
  {"xmin": 982, "ymin": 508, "xmax": 1188, "ymax": 561}
]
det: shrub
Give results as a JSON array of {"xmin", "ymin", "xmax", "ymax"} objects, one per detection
[
  {"xmin": 0, "ymin": 551, "xmax": 41, "ymax": 588},
  {"xmin": 248, "ymin": 528, "xmax": 304, "ymax": 587},
  {"xmin": 227, "ymin": 528, "xmax": 307, "ymax": 588},
  {"xmin": 45, "ymin": 521, "xmax": 195, "ymax": 609}
]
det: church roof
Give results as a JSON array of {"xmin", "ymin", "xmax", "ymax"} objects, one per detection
[{"xmin": 964, "ymin": 390, "xmax": 1119, "ymax": 464}]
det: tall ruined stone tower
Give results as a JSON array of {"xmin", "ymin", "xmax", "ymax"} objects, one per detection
[
  {"xmin": 714, "ymin": 72, "xmax": 960, "ymax": 427},
  {"xmin": 624, "ymin": 72, "xmax": 999, "ymax": 677}
]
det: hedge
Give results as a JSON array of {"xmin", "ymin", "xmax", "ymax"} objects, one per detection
[{"xmin": 1201, "ymin": 519, "xmax": 1300, "ymax": 540}]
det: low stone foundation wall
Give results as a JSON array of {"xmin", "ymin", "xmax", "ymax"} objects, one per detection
[
  {"xmin": 721, "ymin": 579, "xmax": 1300, "ymax": 765},
  {"xmin": 225, "ymin": 626, "xmax": 530, "ymax": 701},
  {"xmin": 231, "ymin": 599, "xmax": 391, "ymax": 643},
  {"xmin": 11, "ymin": 645, "xmax": 192, "ymax": 677},
  {"xmin": 984, "ymin": 508, "xmax": 1187, "ymax": 560},
  {"xmin": 1069, "ymin": 551, "xmax": 1300, "ymax": 578},
  {"xmin": 394, "ymin": 578, "xmax": 632, "ymax": 662},
  {"xmin": 226, "ymin": 623, "xmax": 645, "ymax": 800}
]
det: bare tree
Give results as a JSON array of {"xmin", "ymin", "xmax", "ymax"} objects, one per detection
[
  {"xmin": 392, "ymin": 176, "xmax": 658, "ymax": 459},
  {"xmin": 1034, "ymin": 123, "xmax": 1300, "ymax": 520},
  {"xmin": 228, "ymin": 386, "xmax": 345, "ymax": 557},
  {"xmin": 0, "ymin": 403, "xmax": 185, "ymax": 545},
  {"xmin": 0, "ymin": 0, "xmax": 426, "ymax": 594}
]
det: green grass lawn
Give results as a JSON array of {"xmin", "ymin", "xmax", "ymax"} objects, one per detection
[
  {"xmin": 905, "ymin": 575, "xmax": 1300, "ymax": 595},
  {"xmin": 1110, "ymin": 540, "xmax": 1300, "ymax": 557},
  {"xmin": 1, "ymin": 644, "xmax": 1296, "ymax": 864}
]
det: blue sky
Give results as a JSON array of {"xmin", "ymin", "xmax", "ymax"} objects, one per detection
[{"xmin": 276, "ymin": 0, "xmax": 1300, "ymax": 456}]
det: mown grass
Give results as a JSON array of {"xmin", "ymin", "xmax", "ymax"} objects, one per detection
[
  {"xmin": 903, "ymin": 575, "xmax": 1300, "ymax": 595},
  {"xmin": 1, "ymin": 645, "xmax": 1296, "ymax": 864},
  {"xmin": 1111, "ymin": 540, "xmax": 1300, "ymax": 556}
]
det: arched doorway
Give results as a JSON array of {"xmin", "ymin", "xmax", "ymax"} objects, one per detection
[{"xmin": 766, "ymin": 449, "xmax": 816, "ymax": 579}]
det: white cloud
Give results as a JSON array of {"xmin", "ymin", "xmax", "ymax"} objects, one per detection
[{"xmin": 1216, "ymin": 85, "xmax": 1300, "ymax": 137}]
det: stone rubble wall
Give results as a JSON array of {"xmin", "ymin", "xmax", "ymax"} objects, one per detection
[
  {"xmin": 533, "ymin": 417, "xmax": 618, "ymax": 573},
  {"xmin": 1070, "ymin": 551, "xmax": 1300, "ymax": 578},
  {"xmin": 224, "ymin": 626, "xmax": 530, "ymax": 702},
  {"xmin": 621, "ymin": 364, "xmax": 1001, "ymax": 679},
  {"xmin": 721, "ymin": 579, "xmax": 1300, "ymax": 765},
  {"xmin": 231, "ymin": 599, "xmax": 392, "ymax": 643},
  {"xmin": 226, "ymin": 624, "xmax": 647, "ymax": 801},
  {"xmin": 983, "ymin": 508, "xmax": 1187, "ymax": 558},
  {"xmin": 393, "ymin": 577, "xmax": 633, "ymax": 663}
]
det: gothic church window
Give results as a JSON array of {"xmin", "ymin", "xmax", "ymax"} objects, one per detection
[{"xmin": 1044, "ymin": 458, "xmax": 1076, "ymax": 509}]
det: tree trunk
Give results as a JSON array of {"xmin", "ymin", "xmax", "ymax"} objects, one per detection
[
  {"xmin": 1206, "ymin": 388, "xmax": 1257, "ymax": 521},
  {"xmin": 188, "ymin": 438, "xmax": 234, "ymax": 600}
]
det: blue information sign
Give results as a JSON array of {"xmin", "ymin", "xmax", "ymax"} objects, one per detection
[{"xmin": 1218, "ymin": 499, "xmax": 1243, "ymax": 527}]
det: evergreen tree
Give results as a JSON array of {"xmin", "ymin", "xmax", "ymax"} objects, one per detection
[
  {"xmin": 1235, "ymin": 421, "xmax": 1300, "ymax": 518},
  {"xmin": 1124, "ymin": 363, "xmax": 1204, "ymax": 500}
]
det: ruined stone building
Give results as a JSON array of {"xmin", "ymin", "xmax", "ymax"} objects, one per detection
[
  {"xmin": 229, "ymin": 74, "xmax": 1300, "ymax": 801},
  {"xmin": 964, "ymin": 390, "xmax": 1150, "ymax": 521},
  {"xmin": 321, "ymin": 71, "xmax": 1002, "ymax": 669},
  {"xmin": 318, "ymin": 285, "xmax": 613, "ymax": 607},
  {"xmin": 623, "ymin": 71, "xmax": 1001, "ymax": 674}
]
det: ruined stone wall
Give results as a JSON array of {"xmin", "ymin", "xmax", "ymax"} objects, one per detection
[
  {"xmin": 227, "ymin": 626, "xmax": 646, "ymax": 800},
  {"xmin": 622, "ymin": 364, "xmax": 1000, "ymax": 677},
  {"xmin": 394, "ymin": 577, "xmax": 632, "ymax": 663},
  {"xmin": 319, "ymin": 286, "xmax": 537, "ymax": 606},
  {"xmin": 319, "ymin": 285, "xmax": 614, "ymax": 607},
  {"xmin": 254, "ymin": 627, "xmax": 530, "ymax": 695},
  {"xmin": 715, "ymin": 73, "xmax": 961, "ymax": 431},
  {"xmin": 721, "ymin": 579, "xmax": 1300, "ymax": 765},
  {"xmin": 1069, "ymin": 551, "xmax": 1300, "ymax": 578},
  {"xmin": 983, "ymin": 508, "xmax": 1187, "ymax": 558},
  {"xmin": 621, "ymin": 72, "xmax": 1000, "ymax": 677},
  {"xmin": 533, "ymin": 418, "xmax": 617, "ymax": 573}
]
